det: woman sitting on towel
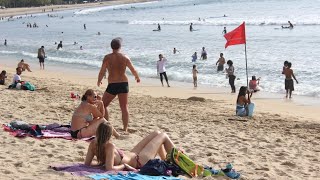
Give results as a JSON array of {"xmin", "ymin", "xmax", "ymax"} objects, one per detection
[
  {"xmin": 236, "ymin": 86, "xmax": 255, "ymax": 117},
  {"xmin": 70, "ymin": 89, "xmax": 119, "ymax": 139},
  {"xmin": 85, "ymin": 122, "xmax": 175, "ymax": 171}
]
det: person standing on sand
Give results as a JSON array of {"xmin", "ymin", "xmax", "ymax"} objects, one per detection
[
  {"xmin": 157, "ymin": 54, "xmax": 170, "ymax": 87},
  {"xmin": 84, "ymin": 24, "xmax": 86, "ymax": 30},
  {"xmin": 283, "ymin": 62, "xmax": 298, "ymax": 98},
  {"xmin": 216, "ymin": 53, "xmax": 226, "ymax": 72},
  {"xmin": 37, "ymin": 46, "xmax": 45, "ymax": 70},
  {"xmin": 97, "ymin": 38, "xmax": 140, "ymax": 132},
  {"xmin": 192, "ymin": 64, "xmax": 198, "ymax": 87},
  {"xmin": 226, "ymin": 60, "xmax": 236, "ymax": 93}
]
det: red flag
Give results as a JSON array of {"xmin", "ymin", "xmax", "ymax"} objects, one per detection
[{"xmin": 224, "ymin": 22, "xmax": 246, "ymax": 48}]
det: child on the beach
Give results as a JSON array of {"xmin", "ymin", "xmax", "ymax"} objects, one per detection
[
  {"xmin": 283, "ymin": 62, "xmax": 298, "ymax": 98},
  {"xmin": 192, "ymin": 65, "xmax": 198, "ymax": 87},
  {"xmin": 249, "ymin": 76, "xmax": 261, "ymax": 97}
]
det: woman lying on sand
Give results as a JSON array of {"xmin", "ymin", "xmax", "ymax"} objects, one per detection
[
  {"xmin": 70, "ymin": 89, "xmax": 120, "ymax": 139},
  {"xmin": 236, "ymin": 86, "xmax": 255, "ymax": 117},
  {"xmin": 85, "ymin": 122, "xmax": 175, "ymax": 170}
]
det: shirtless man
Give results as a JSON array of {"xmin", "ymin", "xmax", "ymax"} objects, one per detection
[
  {"xmin": 37, "ymin": 46, "xmax": 45, "ymax": 70},
  {"xmin": 283, "ymin": 62, "xmax": 298, "ymax": 98},
  {"xmin": 17, "ymin": 59, "xmax": 32, "ymax": 72},
  {"xmin": 216, "ymin": 53, "xmax": 226, "ymax": 71},
  {"xmin": 97, "ymin": 38, "xmax": 140, "ymax": 132}
]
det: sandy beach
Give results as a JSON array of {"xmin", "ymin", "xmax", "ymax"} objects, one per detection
[
  {"xmin": 0, "ymin": 58, "xmax": 319, "ymax": 180},
  {"xmin": 0, "ymin": 0, "xmax": 320, "ymax": 179},
  {"xmin": 0, "ymin": 0, "xmax": 154, "ymax": 17}
]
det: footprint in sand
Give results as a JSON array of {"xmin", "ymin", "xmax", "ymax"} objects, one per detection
[
  {"xmin": 3, "ymin": 170, "xmax": 12, "ymax": 174},
  {"xmin": 14, "ymin": 161, "xmax": 24, "ymax": 167},
  {"xmin": 78, "ymin": 151, "xmax": 85, "ymax": 156},
  {"xmin": 281, "ymin": 161, "xmax": 296, "ymax": 168},
  {"xmin": 76, "ymin": 145, "xmax": 86, "ymax": 149},
  {"xmin": 47, "ymin": 154, "xmax": 54, "ymax": 158}
]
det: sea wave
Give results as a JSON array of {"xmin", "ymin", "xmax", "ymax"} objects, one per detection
[
  {"xmin": 129, "ymin": 19, "xmax": 320, "ymax": 26},
  {"xmin": 74, "ymin": 1, "xmax": 157, "ymax": 15}
]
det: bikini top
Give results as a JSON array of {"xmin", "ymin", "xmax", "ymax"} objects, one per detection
[{"xmin": 73, "ymin": 112, "xmax": 93, "ymax": 122}]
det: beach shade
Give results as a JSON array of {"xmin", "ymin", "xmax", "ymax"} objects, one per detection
[{"xmin": 224, "ymin": 22, "xmax": 249, "ymax": 86}]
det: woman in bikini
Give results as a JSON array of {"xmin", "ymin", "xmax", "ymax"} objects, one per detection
[
  {"xmin": 85, "ymin": 122, "xmax": 175, "ymax": 170},
  {"xmin": 97, "ymin": 38, "xmax": 140, "ymax": 132},
  {"xmin": 70, "ymin": 89, "xmax": 119, "ymax": 139}
]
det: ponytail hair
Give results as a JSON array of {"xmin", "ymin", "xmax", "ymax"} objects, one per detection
[{"xmin": 81, "ymin": 89, "xmax": 94, "ymax": 102}]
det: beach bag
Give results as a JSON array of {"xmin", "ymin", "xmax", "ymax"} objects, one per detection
[
  {"xmin": 166, "ymin": 148, "xmax": 204, "ymax": 177},
  {"xmin": 140, "ymin": 159, "xmax": 181, "ymax": 177},
  {"xmin": 140, "ymin": 159, "xmax": 170, "ymax": 176}
]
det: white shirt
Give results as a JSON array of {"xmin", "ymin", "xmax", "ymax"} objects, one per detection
[
  {"xmin": 157, "ymin": 58, "xmax": 167, "ymax": 73},
  {"xmin": 12, "ymin": 74, "xmax": 21, "ymax": 84}
]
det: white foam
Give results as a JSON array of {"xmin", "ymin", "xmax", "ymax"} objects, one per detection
[{"xmin": 74, "ymin": 1, "xmax": 157, "ymax": 15}]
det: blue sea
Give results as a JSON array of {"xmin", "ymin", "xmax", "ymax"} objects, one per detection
[{"xmin": 1, "ymin": 0, "xmax": 320, "ymax": 98}]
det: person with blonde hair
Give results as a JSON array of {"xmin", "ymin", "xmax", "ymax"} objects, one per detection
[
  {"xmin": 70, "ymin": 89, "xmax": 119, "ymax": 139},
  {"xmin": 85, "ymin": 122, "xmax": 175, "ymax": 170}
]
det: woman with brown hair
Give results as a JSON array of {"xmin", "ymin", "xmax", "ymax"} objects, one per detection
[
  {"xmin": 70, "ymin": 89, "xmax": 119, "ymax": 139},
  {"xmin": 85, "ymin": 122, "xmax": 175, "ymax": 171}
]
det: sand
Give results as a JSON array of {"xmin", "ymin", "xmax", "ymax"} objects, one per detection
[
  {"xmin": 0, "ymin": 59, "xmax": 319, "ymax": 180},
  {"xmin": 0, "ymin": 0, "xmax": 154, "ymax": 17}
]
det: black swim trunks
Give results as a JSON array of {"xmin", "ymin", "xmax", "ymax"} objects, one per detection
[
  {"xmin": 39, "ymin": 57, "xmax": 44, "ymax": 63},
  {"xmin": 217, "ymin": 65, "xmax": 224, "ymax": 71},
  {"xmin": 106, "ymin": 82, "xmax": 129, "ymax": 95},
  {"xmin": 285, "ymin": 79, "xmax": 294, "ymax": 91}
]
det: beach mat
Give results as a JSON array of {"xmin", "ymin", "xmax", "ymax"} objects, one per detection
[
  {"xmin": 88, "ymin": 172, "xmax": 182, "ymax": 180},
  {"xmin": 50, "ymin": 163, "xmax": 129, "ymax": 176},
  {"xmin": 2, "ymin": 124, "xmax": 94, "ymax": 141},
  {"xmin": 50, "ymin": 164, "xmax": 181, "ymax": 180}
]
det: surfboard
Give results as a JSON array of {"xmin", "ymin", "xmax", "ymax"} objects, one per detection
[
  {"xmin": 153, "ymin": 29, "xmax": 160, "ymax": 31},
  {"xmin": 191, "ymin": 29, "xmax": 199, "ymax": 32}
]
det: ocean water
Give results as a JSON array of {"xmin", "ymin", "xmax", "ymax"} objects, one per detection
[{"xmin": 1, "ymin": 0, "xmax": 320, "ymax": 98}]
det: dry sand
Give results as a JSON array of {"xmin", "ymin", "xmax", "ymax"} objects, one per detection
[
  {"xmin": 0, "ymin": 0, "xmax": 154, "ymax": 17},
  {"xmin": 0, "ymin": 61, "xmax": 319, "ymax": 180}
]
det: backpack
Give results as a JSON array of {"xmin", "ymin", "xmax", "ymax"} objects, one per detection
[
  {"xmin": 166, "ymin": 148, "xmax": 204, "ymax": 177},
  {"xmin": 140, "ymin": 159, "xmax": 181, "ymax": 177}
]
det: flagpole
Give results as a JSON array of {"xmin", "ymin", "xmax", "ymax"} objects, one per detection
[{"xmin": 245, "ymin": 43, "xmax": 248, "ymax": 87}]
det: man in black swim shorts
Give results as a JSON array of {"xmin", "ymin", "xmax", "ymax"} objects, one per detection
[
  {"xmin": 97, "ymin": 38, "xmax": 140, "ymax": 132},
  {"xmin": 37, "ymin": 46, "xmax": 45, "ymax": 70}
]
